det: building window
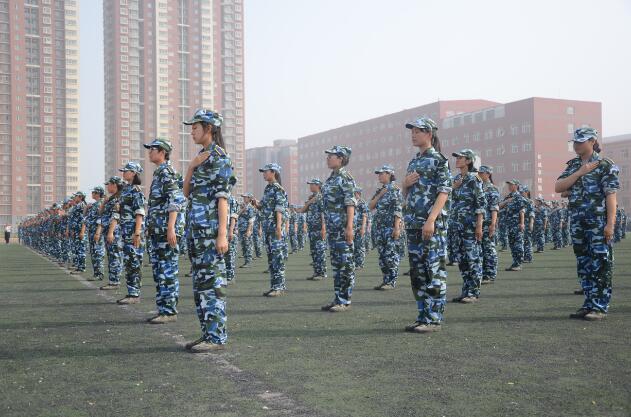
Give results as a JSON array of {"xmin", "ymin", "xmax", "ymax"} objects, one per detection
[
  {"xmin": 512, "ymin": 162, "xmax": 519, "ymax": 172},
  {"xmin": 511, "ymin": 144, "xmax": 519, "ymax": 153},
  {"xmin": 566, "ymin": 106, "xmax": 574, "ymax": 115},
  {"xmin": 523, "ymin": 142, "xmax": 532, "ymax": 152},
  {"xmin": 523, "ymin": 161, "xmax": 532, "ymax": 171},
  {"xmin": 567, "ymin": 123, "xmax": 574, "ymax": 134}
]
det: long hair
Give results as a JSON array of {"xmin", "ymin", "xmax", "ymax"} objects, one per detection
[
  {"xmin": 466, "ymin": 161, "xmax": 475, "ymax": 172},
  {"xmin": 341, "ymin": 155, "xmax": 350, "ymax": 167},
  {"xmin": 431, "ymin": 130, "xmax": 442, "ymax": 152},
  {"xmin": 131, "ymin": 173, "xmax": 141, "ymax": 185},
  {"xmin": 390, "ymin": 173, "xmax": 396, "ymax": 182},
  {"xmin": 592, "ymin": 139, "xmax": 601, "ymax": 153},
  {"xmin": 205, "ymin": 123, "xmax": 225, "ymax": 149},
  {"xmin": 488, "ymin": 173, "xmax": 494, "ymax": 184},
  {"xmin": 274, "ymin": 171, "xmax": 282, "ymax": 186}
]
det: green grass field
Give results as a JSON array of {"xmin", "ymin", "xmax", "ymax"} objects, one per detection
[{"xmin": 1, "ymin": 239, "xmax": 630, "ymax": 417}]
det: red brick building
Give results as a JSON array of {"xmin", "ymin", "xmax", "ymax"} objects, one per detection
[
  {"xmin": 603, "ymin": 134, "xmax": 631, "ymax": 211},
  {"xmin": 293, "ymin": 98, "xmax": 601, "ymax": 202}
]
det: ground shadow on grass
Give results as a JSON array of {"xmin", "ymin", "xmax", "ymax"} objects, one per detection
[
  {"xmin": 233, "ymin": 326, "xmax": 404, "ymax": 339},
  {"xmin": 1, "ymin": 287, "xmax": 92, "ymax": 293},
  {"xmin": 0, "ymin": 318, "xmax": 145, "ymax": 330},
  {"xmin": 0, "ymin": 300, "xmax": 111, "ymax": 310},
  {"xmin": 0, "ymin": 344, "xmax": 184, "ymax": 360}
]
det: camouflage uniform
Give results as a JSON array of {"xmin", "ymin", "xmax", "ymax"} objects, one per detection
[
  {"xmin": 288, "ymin": 208, "xmax": 298, "ymax": 253},
  {"xmin": 68, "ymin": 197, "xmax": 87, "ymax": 271},
  {"xmin": 521, "ymin": 191, "xmax": 535, "ymax": 262},
  {"xmin": 353, "ymin": 192, "xmax": 368, "ymax": 268},
  {"xmin": 146, "ymin": 157, "xmax": 186, "ymax": 316},
  {"xmin": 558, "ymin": 146, "xmax": 619, "ymax": 314},
  {"xmin": 503, "ymin": 185, "xmax": 526, "ymax": 268},
  {"xmin": 225, "ymin": 195, "xmax": 239, "ymax": 282},
  {"xmin": 480, "ymin": 170, "xmax": 500, "ymax": 281},
  {"xmin": 322, "ymin": 147, "xmax": 357, "ymax": 306},
  {"xmin": 497, "ymin": 208, "xmax": 509, "ymax": 251},
  {"xmin": 403, "ymin": 141, "xmax": 452, "ymax": 326},
  {"xmin": 614, "ymin": 207, "xmax": 623, "ymax": 242},
  {"xmin": 187, "ymin": 141, "xmax": 235, "ymax": 345},
  {"xmin": 450, "ymin": 161, "xmax": 485, "ymax": 299},
  {"xmin": 253, "ymin": 210, "xmax": 263, "ymax": 258},
  {"xmin": 116, "ymin": 178, "xmax": 146, "ymax": 297},
  {"xmin": 85, "ymin": 196, "xmax": 105, "ymax": 278},
  {"xmin": 259, "ymin": 164, "xmax": 289, "ymax": 292},
  {"xmin": 237, "ymin": 198, "xmax": 256, "ymax": 266},
  {"xmin": 550, "ymin": 203, "xmax": 564, "ymax": 249},
  {"xmin": 371, "ymin": 170, "xmax": 403, "ymax": 287},
  {"xmin": 296, "ymin": 211, "xmax": 307, "ymax": 250},
  {"xmin": 561, "ymin": 204, "xmax": 571, "ymax": 247},
  {"xmin": 99, "ymin": 189, "xmax": 123, "ymax": 286},
  {"xmin": 305, "ymin": 179, "xmax": 328, "ymax": 279},
  {"xmin": 533, "ymin": 200, "xmax": 549, "ymax": 252}
]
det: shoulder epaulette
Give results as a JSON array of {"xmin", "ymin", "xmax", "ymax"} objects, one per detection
[
  {"xmin": 602, "ymin": 157, "xmax": 615, "ymax": 166},
  {"xmin": 211, "ymin": 144, "xmax": 227, "ymax": 157},
  {"xmin": 566, "ymin": 157, "xmax": 579, "ymax": 165},
  {"xmin": 435, "ymin": 151, "xmax": 448, "ymax": 162}
]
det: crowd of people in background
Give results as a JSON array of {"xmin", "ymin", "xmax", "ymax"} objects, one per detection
[{"xmin": 16, "ymin": 110, "xmax": 628, "ymax": 350}]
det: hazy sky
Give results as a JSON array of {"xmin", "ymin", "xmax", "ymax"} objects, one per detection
[{"xmin": 79, "ymin": 0, "xmax": 631, "ymax": 190}]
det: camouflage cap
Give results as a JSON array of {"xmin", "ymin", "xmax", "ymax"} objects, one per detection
[
  {"xmin": 306, "ymin": 178, "xmax": 323, "ymax": 185},
  {"xmin": 105, "ymin": 175, "xmax": 125, "ymax": 186},
  {"xmin": 478, "ymin": 165, "xmax": 493, "ymax": 174},
  {"xmin": 354, "ymin": 186, "xmax": 363, "ymax": 193},
  {"xmin": 571, "ymin": 127, "xmax": 598, "ymax": 143},
  {"xmin": 91, "ymin": 186, "xmax": 105, "ymax": 195},
  {"xmin": 505, "ymin": 178, "xmax": 521, "ymax": 185},
  {"xmin": 240, "ymin": 192, "xmax": 254, "ymax": 198},
  {"xmin": 52, "ymin": 203, "xmax": 61, "ymax": 209},
  {"xmin": 452, "ymin": 148, "xmax": 477, "ymax": 160},
  {"xmin": 183, "ymin": 108, "xmax": 223, "ymax": 127},
  {"xmin": 519, "ymin": 185, "xmax": 530, "ymax": 193},
  {"xmin": 118, "ymin": 161, "xmax": 144, "ymax": 173},
  {"xmin": 74, "ymin": 191, "xmax": 86, "ymax": 198},
  {"xmin": 405, "ymin": 117, "xmax": 438, "ymax": 131},
  {"xmin": 374, "ymin": 164, "xmax": 395, "ymax": 174},
  {"xmin": 324, "ymin": 145, "xmax": 352, "ymax": 158},
  {"xmin": 63, "ymin": 197, "xmax": 72, "ymax": 204},
  {"xmin": 258, "ymin": 163, "xmax": 282, "ymax": 173},
  {"xmin": 143, "ymin": 137, "xmax": 173, "ymax": 152},
  {"xmin": 535, "ymin": 197, "xmax": 545, "ymax": 202}
]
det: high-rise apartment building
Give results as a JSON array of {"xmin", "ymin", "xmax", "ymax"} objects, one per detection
[
  {"xmin": 103, "ymin": 0, "xmax": 244, "ymax": 193},
  {"xmin": 0, "ymin": 0, "xmax": 80, "ymax": 227}
]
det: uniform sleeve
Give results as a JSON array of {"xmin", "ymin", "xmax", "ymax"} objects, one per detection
[
  {"xmin": 393, "ymin": 188, "xmax": 403, "ymax": 219},
  {"xmin": 600, "ymin": 161, "xmax": 620, "ymax": 195},
  {"xmin": 489, "ymin": 189, "xmax": 500, "ymax": 212},
  {"xmin": 436, "ymin": 159, "xmax": 453, "ymax": 194},
  {"xmin": 133, "ymin": 190, "xmax": 146, "ymax": 217},
  {"xmin": 557, "ymin": 162, "xmax": 575, "ymax": 180},
  {"xmin": 342, "ymin": 177, "xmax": 356, "ymax": 207},
  {"xmin": 274, "ymin": 188, "xmax": 288, "ymax": 213},
  {"xmin": 163, "ymin": 170, "xmax": 187, "ymax": 213},
  {"xmin": 213, "ymin": 156, "xmax": 235, "ymax": 200},
  {"xmin": 473, "ymin": 179, "xmax": 486, "ymax": 215}
]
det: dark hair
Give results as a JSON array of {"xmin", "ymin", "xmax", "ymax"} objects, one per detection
[
  {"xmin": 523, "ymin": 190, "xmax": 531, "ymax": 198},
  {"xmin": 592, "ymin": 139, "xmax": 601, "ymax": 153},
  {"xmin": 390, "ymin": 173, "xmax": 396, "ymax": 182},
  {"xmin": 467, "ymin": 161, "xmax": 475, "ymax": 172},
  {"xmin": 274, "ymin": 171, "xmax": 282, "ymax": 186},
  {"xmin": 203, "ymin": 123, "xmax": 225, "ymax": 149},
  {"xmin": 340, "ymin": 155, "xmax": 350, "ymax": 167},
  {"xmin": 115, "ymin": 183, "xmax": 124, "ymax": 192},
  {"xmin": 430, "ymin": 130, "xmax": 442, "ymax": 152},
  {"xmin": 163, "ymin": 150, "xmax": 170, "ymax": 161},
  {"xmin": 131, "ymin": 173, "xmax": 142, "ymax": 185},
  {"xmin": 488, "ymin": 173, "xmax": 494, "ymax": 184}
]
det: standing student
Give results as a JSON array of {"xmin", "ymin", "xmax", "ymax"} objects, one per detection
[{"xmin": 478, "ymin": 166, "xmax": 499, "ymax": 284}]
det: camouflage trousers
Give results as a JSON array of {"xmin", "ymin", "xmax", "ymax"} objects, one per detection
[
  {"xmin": 481, "ymin": 223, "xmax": 498, "ymax": 281},
  {"xmin": 406, "ymin": 228, "xmax": 447, "ymax": 325},
  {"xmin": 62, "ymin": 238, "xmax": 71, "ymax": 262},
  {"xmin": 105, "ymin": 230, "xmax": 122, "ymax": 285},
  {"xmin": 297, "ymin": 230, "xmax": 306, "ymax": 250},
  {"xmin": 283, "ymin": 234, "xmax": 289, "ymax": 260},
  {"xmin": 88, "ymin": 230, "xmax": 105, "ymax": 278},
  {"xmin": 225, "ymin": 236, "xmax": 238, "ymax": 282},
  {"xmin": 289, "ymin": 230, "xmax": 298, "ymax": 253},
  {"xmin": 534, "ymin": 224, "xmax": 546, "ymax": 251},
  {"xmin": 571, "ymin": 213, "xmax": 613, "ymax": 313},
  {"xmin": 188, "ymin": 232, "xmax": 228, "ymax": 344},
  {"xmin": 552, "ymin": 224, "xmax": 563, "ymax": 249},
  {"xmin": 308, "ymin": 231, "xmax": 327, "ymax": 277},
  {"xmin": 447, "ymin": 223, "xmax": 460, "ymax": 263},
  {"xmin": 265, "ymin": 232, "xmax": 287, "ymax": 290},
  {"xmin": 238, "ymin": 231, "xmax": 254, "ymax": 265},
  {"xmin": 149, "ymin": 235, "xmax": 180, "ymax": 315},
  {"xmin": 399, "ymin": 229, "xmax": 408, "ymax": 257},
  {"xmin": 562, "ymin": 224, "xmax": 571, "ymax": 247},
  {"xmin": 327, "ymin": 230, "xmax": 355, "ymax": 305},
  {"xmin": 453, "ymin": 223, "xmax": 482, "ymax": 298},
  {"xmin": 72, "ymin": 234, "xmax": 87, "ymax": 270},
  {"xmin": 375, "ymin": 227, "xmax": 400, "ymax": 286},
  {"xmin": 253, "ymin": 232, "xmax": 263, "ymax": 258},
  {"xmin": 507, "ymin": 225, "xmax": 524, "ymax": 267},
  {"xmin": 122, "ymin": 238, "xmax": 144, "ymax": 297},
  {"xmin": 498, "ymin": 221, "xmax": 508, "ymax": 250},
  {"xmin": 353, "ymin": 230, "xmax": 366, "ymax": 268},
  {"xmin": 523, "ymin": 228, "xmax": 533, "ymax": 262}
]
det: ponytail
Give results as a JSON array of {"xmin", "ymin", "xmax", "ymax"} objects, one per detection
[
  {"xmin": 592, "ymin": 139, "xmax": 601, "ymax": 153},
  {"xmin": 431, "ymin": 131, "xmax": 442, "ymax": 153},
  {"xmin": 274, "ymin": 171, "xmax": 282, "ymax": 186}
]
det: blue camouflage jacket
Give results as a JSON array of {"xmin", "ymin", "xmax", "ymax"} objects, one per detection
[
  {"xmin": 259, "ymin": 182, "xmax": 288, "ymax": 234},
  {"xmin": 372, "ymin": 182, "xmax": 403, "ymax": 229},
  {"xmin": 322, "ymin": 167, "xmax": 356, "ymax": 233},
  {"xmin": 147, "ymin": 161, "xmax": 186, "ymax": 236}
]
